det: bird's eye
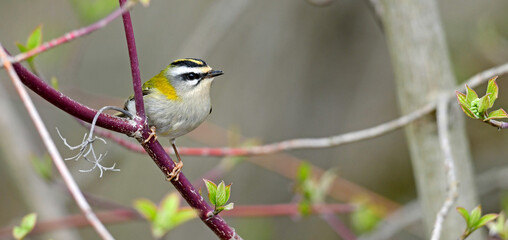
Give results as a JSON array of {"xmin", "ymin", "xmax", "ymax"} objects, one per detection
[{"xmin": 184, "ymin": 73, "xmax": 200, "ymax": 80}]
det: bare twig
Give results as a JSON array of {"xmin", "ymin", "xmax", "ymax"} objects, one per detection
[
  {"xmin": 0, "ymin": 203, "xmax": 354, "ymax": 237},
  {"xmin": 485, "ymin": 119, "xmax": 508, "ymax": 129},
  {"xmin": 94, "ymin": 63, "xmax": 508, "ymax": 158},
  {"xmin": 430, "ymin": 96, "xmax": 458, "ymax": 240},
  {"xmin": 57, "ymin": 106, "xmax": 130, "ymax": 177},
  {"xmin": 357, "ymin": 201, "xmax": 421, "ymax": 240},
  {"xmin": 0, "ymin": 44, "xmax": 114, "ymax": 240},
  {"xmin": 2, "ymin": 0, "xmax": 136, "ymax": 66},
  {"xmin": 118, "ymin": 0, "xmax": 145, "ymax": 120},
  {"xmin": 320, "ymin": 212, "xmax": 357, "ymax": 240},
  {"xmin": 116, "ymin": 0, "xmax": 241, "ymax": 238}
]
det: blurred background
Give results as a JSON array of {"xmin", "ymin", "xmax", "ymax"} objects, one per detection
[{"xmin": 1, "ymin": 0, "xmax": 508, "ymax": 239}]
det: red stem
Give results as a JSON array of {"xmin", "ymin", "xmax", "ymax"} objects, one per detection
[
  {"xmin": 10, "ymin": 1, "xmax": 135, "ymax": 64},
  {"xmin": 119, "ymin": 0, "xmax": 145, "ymax": 120},
  {"xmin": 116, "ymin": 1, "xmax": 240, "ymax": 238},
  {"xmin": 12, "ymin": 61, "xmax": 137, "ymax": 134},
  {"xmin": 0, "ymin": 204, "xmax": 354, "ymax": 237}
]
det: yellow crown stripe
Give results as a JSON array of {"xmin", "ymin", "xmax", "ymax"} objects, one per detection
[
  {"xmin": 143, "ymin": 72, "xmax": 180, "ymax": 101},
  {"xmin": 173, "ymin": 58, "xmax": 204, "ymax": 66}
]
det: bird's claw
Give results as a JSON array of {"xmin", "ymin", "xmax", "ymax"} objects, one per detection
[
  {"xmin": 167, "ymin": 161, "xmax": 183, "ymax": 181},
  {"xmin": 144, "ymin": 126, "xmax": 157, "ymax": 143}
]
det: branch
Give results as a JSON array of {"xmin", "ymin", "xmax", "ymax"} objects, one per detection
[
  {"xmin": 116, "ymin": 1, "xmax": 241, "ymax": 238},
  {"xmin": 91, "ymin": 62, "xmax": 508, "ymax": 158},
  {"xmin": 3, "ymin": 0, "xmax": 136, "ymax": 66},
  {"xmin": 430, "ymin": 96, "xmax": 458, "ymax": 240},
  {"xmin": 485, "ymin": 119, "xmax": 508, "ymax": 129},
  {"xmin": 11, "ymin": 59, "xmax": 138, "ymax": 134},
  {"xmin": 0, "ymin": 203, "xmax": 354, "ymax": 237},
  {"xmin": 0, "ymin": 45, "xmax": 114, "ymax": 240},
  {"xmin": 119, "ymin": 0, "xmax": 145, "ymax": 120},
  {"xmin": 320, "ymin": 212, "xmax": 357, "ymax": 240}
]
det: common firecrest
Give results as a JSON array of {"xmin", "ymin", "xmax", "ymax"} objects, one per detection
[{"xmin": 122, "ymin": 58, "xmax": 223, "ymax": 180}]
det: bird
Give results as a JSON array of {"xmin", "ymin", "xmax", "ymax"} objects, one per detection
[{"xmin": 121, "ymin": 58, "xmax": 223, "ymax": 181}]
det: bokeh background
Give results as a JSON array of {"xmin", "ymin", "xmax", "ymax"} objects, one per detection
[{"xmin": 1, "ymin": 0, "xmax": 508, "ymax": 239}]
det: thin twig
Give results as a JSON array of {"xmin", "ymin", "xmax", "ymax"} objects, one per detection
[
  {"xmin": 485, "ymin": 119, "xmax": 508, "ymax": 129},
  {"xmin": 320, "ymin": 212, "xmax": 358, "ymax": 240},
  {"xmin": 0, "ymin": 44, "xmax": 114, "ymax": 240},
  {"xmin": 10, "ymin": 58, "xmax": 138, "ymax": 134},
  {"xmin": 119, "ymin": 0, "xmax": 145, "ymax": 120},
  {"xmin": 357, "ymin": 201, "xmax": 421, "ymax": 240},
  {"xmin": 2, "ymin": 0, "xmax": 136, "ymax": 67},
  {"xmin": 0, "ymin": 203, "xmax": 354, "ymax": 237},
  {"xmin": 430, "ymin": 96, "xmax": 458, "ymax": 240},
  {"xmin": 116, "ymin": 0, "xmax": 241, "ymax": 238},
  {"xmin": 94, "ymin": 63, "xmax": 508, "ymax": 157}
]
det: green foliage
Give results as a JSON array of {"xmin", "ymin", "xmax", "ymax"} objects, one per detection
[
  {"xmin": 487, "ymin": 212, "xmax": 508, "ymax": 240},
  {"xmin": 139, "ymin": 0, "xmax": 151, "ymax": 7},
  {"xmin": 30, "ymin": 154, "xmax": 54, "ymax": 181},
  {"xmin": 16, "ymin": 25, "xmax": 42, "ymax": 64},
  {"xmin": 294, "ymin": 162, "xmax": 336, "ymax": 216},
  {"xmin": 350, "ymin": 203, "xmax": 383, "ymax": 234},
  {"xmin": 68, "ymin": 0, "xmax": 118, "ymax": 23},
  {"xmin": 12, "ymin": 213, "xmax": 37, "ymax": 240},
  {"xmin": 50, "ymin": 77, "xmax": 59, "ymax": 90},
  {"xmin": 133, "ymin": 193, "xmax": 196, "ymax": 238},
  {"xmin": 457, "ymin": 205, "xmax": 498, "ymax": 239},
  {"xmin": 456, "ymin": 77, "xmax": 508, "ymax": 121},
  {"xmin": 203, "ymin": 179, "xmax": 234, "ymax": 215}
]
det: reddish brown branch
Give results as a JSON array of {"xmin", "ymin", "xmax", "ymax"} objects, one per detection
[{"xmin": 0, "ymin": 203, "xmax": 354, "ymax": 237}]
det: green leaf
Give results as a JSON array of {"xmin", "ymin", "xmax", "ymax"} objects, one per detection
[
  {"xmin": 470, "ymin": 206, "xmax": 482, "ymax": 228},
  {"xmin": 222, "ymin": 203, "xmax": 234, "ymax": 211},
  {"xmin": 313, "ymin": 169, "xmax": 336, "ymax": 203},
  {"xmin": 172, "ymin": 209, "xmax": 197, "ymax": 227},
  {"xmin": 486, "ymin": 77, "xmax": 499, "ymax": 107},
  {"xmin": 485, "ymin": 109, "xmax": 508, "ymax": 121},
  {"xmin": 478, "ymin": 95, "xmax": 492, "ymax": 117},
  {"xmin": 152, "ymin": 193, "xmax": 180, "ymax": 238},
  {"xmin": 139, "ymin": 0, "xmax": 150, "ymax": 7},
  {"xmin": 159, "ymin": 193, "xmax": 179, "ymax": 221},
  {"xmin": 225, "ymin": 184, "xmax": 232, "ymax": 203},
  {"xmin": 298, "ymin": 200, "xmax": 312, "ymax": 216},
  {"xmin": 487, "ymin": 212, "xmax": 507, "ymax": 239},
  {"xmin": 69, "ymin": 0, "xmax": 118, "ymax": 23},
  {"xmin": 51, "ymin": 77, "xmax": 59, "ymax": 90},
  {"xmin": 133, "ymin": 199, "xmax": 158, "ymax": 222},
  {"xmin": 30, "ymin": 154, "xmax": 53, "ymax": 181},
  {"xmin": 297, "ymin": 162, "xmax": 312, "ymax": 184},
  {"xmin": 475, "ymin": 213, "xmax": 498, "ymax": 229},
  {"xmin": 20, "ymin": 213, "xmax": 37, "ymax": 230},
  {"xmin": 351, "ymin": 205, "xmax": 381, "ymax": 234},
  {"xmin": 456, "ymin": 91, "xmax": 469, "ymax": 108},
  {"xmin": 456, "ymin": 91, "xmax": 477, "ymax": 119},
  {"xmin": 457, "ymin": 207, "xmax": 471, "ymax": 225},
  {"xmin": 460, "ymin": 105, "xmax": 478, "ymax": 119},
  {"xmin": 26, "ymin": 25, "xmax": 42, "ymax": 50},
  {"xmin": 13, "ymin": 213, "xmax": 37, "ymax": 240},
  {"xmin": 203, "ymin": 179, "xmax": 217, "ymax": 206},
  {"xmin": 16, "ymin": 42, "xmax": 27, "ymax": 53},
  {"xmin": 466, "ymin": 85, "xmax": 479, "ymax": 105},
  {"xmin": 16, "ymin": 42, "xmax": 35, "ymax": 65},
  {"xmin": 215, "ymin": 181, "xmax": 227, "ymax": 206}
]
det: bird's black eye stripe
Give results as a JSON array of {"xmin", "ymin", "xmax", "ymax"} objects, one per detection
[{"xmin": 182, "ymin": 72, "xmax": 203, "ymax": 81}]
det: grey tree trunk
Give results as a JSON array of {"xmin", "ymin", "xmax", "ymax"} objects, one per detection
[{"xmin": 379, "ymin": 1, "xmax": 480, "ymax": 239}]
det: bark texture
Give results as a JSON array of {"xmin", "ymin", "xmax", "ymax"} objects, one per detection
[{"xmin": 379, "ymin": 0, "xmax": 480, "ymax": 239}]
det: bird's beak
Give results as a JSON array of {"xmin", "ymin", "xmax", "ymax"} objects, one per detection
[{"xmin": 206, "ymin": 70, "xmax": 224, "ymax": 78}]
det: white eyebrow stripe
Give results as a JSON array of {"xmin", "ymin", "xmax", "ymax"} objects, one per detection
[{"xmin": 169, "ymin": 66, "xmax": 211, "ymax": 75}]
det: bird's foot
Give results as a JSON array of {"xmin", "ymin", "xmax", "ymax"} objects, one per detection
[
  {"xmin": 167, "ymin": 161, "xmax": 183, "ymax": 182},
  {"xmin": 144, "ymin": 126, "xmax": 157, "ymax": 143}
]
